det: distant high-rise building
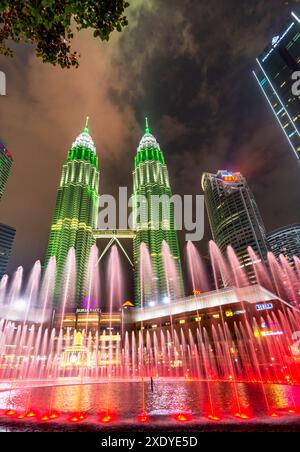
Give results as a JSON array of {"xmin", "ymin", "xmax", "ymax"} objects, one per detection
[
  {"xmin": 253, "ymin": 11, "xmax": 300, "ymax": 159},
  {"xmin": 132, "ymin": 119, "xmax": 184, "ymax": 306},
  {"xmin": 0, "ymin": 143, "xmax": 13, "ymax": 200},
  {"xmin": 202, "ymin": 170, "xmax": 269, "ymax": 282},
  {"xmin": 0, "ymin": 223, "xmax": 16, "ymax": 277},
  {"xmin": 267, "ymin": 224, "xmax": 300, "ymax": 267},
  {"xmin": 45, "ymin": 119, "xmax": 99, "ymax": 307}
]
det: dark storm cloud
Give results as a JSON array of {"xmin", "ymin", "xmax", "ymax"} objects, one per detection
[
  {"xmin": 0, "ymin": 0, "xmax": 300, "ymax": 273},
  {"xmin": 118, "ymin": 0, "xmax": 300, "ymax": 245}
]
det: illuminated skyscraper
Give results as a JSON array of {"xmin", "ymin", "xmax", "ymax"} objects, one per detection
[
  {"xmin": 45, "ymin": 119, "xmax": 99, "ymax": 307},
  {"xmin": 133, "ymin": 119, "xmax": 184, "ymax": 306},
  {"xmin": 267, "ymin": 224, "xmax": 300, "ymax": 268},
  {"xmin": 202, "ymin": 171, "xmax": 269, "ymax": 282},
  {"xmin": 253, "ymin": 11, "xmax": 300, "ymax": 159},
  {"xmin": 0, "ymin": 223, "xmax": 15, "ymax": 277},
  {"xmin": 0, "ymin": 143, "xmax": 13, "ymax": 200}
]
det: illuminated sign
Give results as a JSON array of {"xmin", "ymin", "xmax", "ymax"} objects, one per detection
[
  {"xmin": 223, "ymin": 176, "xmax": 236, "ymax": 182},
  {"xmin": 82, "ymin": 296, "xmax": 97, "ymax": 310},
  {"xmin": 261, "ymin": 322, "xmax": 277, "ymax": 328},
  {"xmin": 254, "ymin": 329, "xmax": 283, "ymax": 338},
  {"xmin": 220, "ymin": 171, "xmax": 236, "ymax": 182},
  {"xmin": 76, "ymin": 308, "xmax": 101, "ymax": 314},
  {"xmin": 256, "ymin": 303, "xmax": 273, "ymax": 311},
  {"xmin": 233, "ymin": 310, "xmax": 246, "ymax": 316},
  {"xmin": 261, "ymin": 331, "xmax": 283, "ymax": 337},
  {"xmin": 262, "ymin": 22, "xmax": 295, "ymax": 63}
]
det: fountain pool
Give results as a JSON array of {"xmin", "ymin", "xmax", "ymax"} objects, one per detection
[{"xmin": 0, "ymin": 380, "xmax": 300, "ymax": 431}]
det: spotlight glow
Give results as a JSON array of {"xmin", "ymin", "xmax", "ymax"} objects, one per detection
[
  {"xmin": 68, "ymin": 413, "xmax": 86, "ymax": 423},
  {"xmin": 234, "ymin": 413, "xmax": 250, "ymax": 420},
  {"xmin": 208, "ymin": 414, "xmax": 221, "ymax": 422},
  {"xmin": 137, "ymin": 413, "xmax": 149, "ymax": 423},
  {"xmin": 99, "ymin": 414, "xmax": 113, "ymax": 424},
  {"xmin": 26, "ymin": 410, "xmax": 37, "ymax": 418},
  {"xmin": 5, "ymin": 409, "xmax": 17, "ymax": 417},
  {"xmin": 175, "ymin": 413, "xmax": 191, "ymax": 423}
]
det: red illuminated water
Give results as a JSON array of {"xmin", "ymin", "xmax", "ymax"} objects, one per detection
[{"xmin": 0, "ymin": 381, "xmax": 299, "ymax": 429}]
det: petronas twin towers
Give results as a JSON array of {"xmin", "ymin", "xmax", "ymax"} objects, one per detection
[{"xmin": 45, "ymin": 118, "xmax": 184, "ymax": 308}]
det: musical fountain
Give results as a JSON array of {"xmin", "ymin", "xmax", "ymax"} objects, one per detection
[{"xmin": 0, "ymin": 241, "xmax": 300, "ymax": 431}]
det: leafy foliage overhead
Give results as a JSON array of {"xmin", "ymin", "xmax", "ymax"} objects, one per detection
[{"xmin": 0, "ymin": 0, "xmax": 129, "ymax": 68}]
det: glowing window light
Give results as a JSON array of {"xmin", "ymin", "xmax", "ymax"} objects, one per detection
[
  {"xmin": 292, "ymin": 11, "xmax": 300, "ymax": 24},
  {"xmin": 225, "ymin": 310, "xmax": 234, "ymax": 317}
]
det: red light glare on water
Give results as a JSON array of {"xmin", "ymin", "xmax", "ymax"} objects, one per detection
[
  {"xmin": 26, "ymin": 410, "xmax": 37, "ymax": 418},
  {"xmin": 208, "ymin": 414, "xmax": 221, "ymax": 422},
  {"xmin": 68, "ymin": 413, "xmax": 86, "ymax": 423},
  {"xmin": 39, "ymin": 411, "xmax": 59, "ymax": 422},
  {"xmin": 100, "ymin": 415, "xmax": 112, "ymax": 423},
  {"xmin": 137, "ymin": 413, "xmax": 149, "ymax": 423},
  {"xmin": 5, "ymin": 410, "xmax": 17, "ymax": 417},
  {"xmin": 98, "ymin": 411, "xmax": 117, "ymax": 424},
  {"xmin": 175, "ymin": 413, "xmax": 192, "ymax": 423},
  {"xmin": 40, "ymin": 415, "xmax": 50, "ymax": 422},
  {"xmin": 234, "ymin": 412, "xmax": 251, "ymax": 420},
  {"xmin": 269, "ymin": 412, "xmax": 280, "ymax": 418}
]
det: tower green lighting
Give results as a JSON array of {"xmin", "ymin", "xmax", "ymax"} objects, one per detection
[
  {"xmin": 133, "ymin": 118, "xmax": 184, "ymax": 306},
  {"xmin": 45, "ymin": 118, "xmax": 99, "ymax": 307}
]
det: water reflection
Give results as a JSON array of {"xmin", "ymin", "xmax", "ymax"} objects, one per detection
[{"xmin": 1, "ymin": 381, "xmax": 300, "ymax": 421}]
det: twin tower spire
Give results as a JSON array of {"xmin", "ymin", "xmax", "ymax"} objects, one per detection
[
  {"xmin": 80, "ymin": 116, "xmax": 152, "ymax": 141},
  {"xmin": 75, "ymin": 116, "xmax": 155, "ymax": 157}
]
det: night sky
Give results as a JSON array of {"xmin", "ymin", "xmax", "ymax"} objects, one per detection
[{"xmin": 1, "ymin": 0, "xmax": 300, "ymax": 282}]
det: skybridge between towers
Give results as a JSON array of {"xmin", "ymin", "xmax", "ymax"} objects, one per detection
[{"xmin": 93, "ymin": 229, "xmax": 136, "ymax": 267}]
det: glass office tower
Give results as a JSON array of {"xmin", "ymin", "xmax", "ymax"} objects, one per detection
[
  {"xmin": 267, "ymin": 224, "xmax": 300, "ymax": 268},
  {"xmin": 0, "ymin": 223, "xmax": 15, "ymax": 278},
  {"xmin": 253, "ymin": 11, "xmax": 300, "ymax": 159},
  {"xmin": 202, "ymin": 170, "xmax": 269, "ymax": 283}
]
